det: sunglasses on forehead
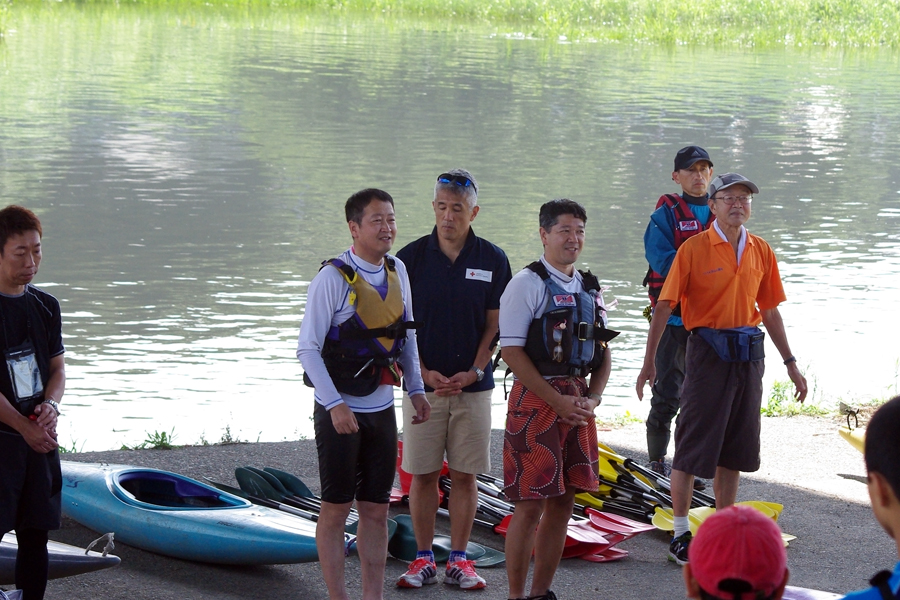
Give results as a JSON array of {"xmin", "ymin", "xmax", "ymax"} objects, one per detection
[{"xmin": 437, "ymin": 173, "xmax": 478, "ymax": 194}]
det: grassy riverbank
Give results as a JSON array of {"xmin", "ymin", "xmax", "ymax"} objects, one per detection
[{"xmin": 4, "ymin": 0, "xmax": 900, "ymax": 47}]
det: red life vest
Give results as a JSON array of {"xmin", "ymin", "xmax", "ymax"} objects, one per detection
[{"xmin": 643, "ymin": 193, "xmax": 715, "ymax": 311}]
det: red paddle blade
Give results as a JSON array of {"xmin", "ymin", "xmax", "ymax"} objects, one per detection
[
  {"xmin": 579, "ymin": 546, "xmax": 629, "ymax": 562},
  {"xmin": 566, "ymin": 519, "xmax": 611, "ymax": 545},
  {"xmin": 561, "ymin": 541, "xmax": 609, "ymax": 559},
  {"xmin": 585, "ymin": 507, "xmax": 655, "ymax": 535},
  {"xmin": 397, "ymin": 440, "xmax": 450, "ymax": 495}
]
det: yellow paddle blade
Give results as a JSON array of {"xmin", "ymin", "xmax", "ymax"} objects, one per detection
[
  {"xmin": 839, "ymin": 426, "xmax": 865, "ymax": 453},
  {"xmin": 575, "ymin": 492, "xmax": 606, "ymax": 510},
  {"xmin": 736, "ymin": 500, "xmax": 784, "ymax": 521},
  {"xmin": 652, "ymin": 506, "xmax": 715, "ymax": 534},
  {"xmin": 652, "ymin": 507, "xmax": 674, "ymax": 531},
  {"xmin": 597, "ymin": 447, "xmax": 655, "ymax": 488},
  {"xmin": 598, "ymin": 457, "xmax": 620, "ymax": 480}
]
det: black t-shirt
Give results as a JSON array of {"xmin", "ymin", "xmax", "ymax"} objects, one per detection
[{"xmin": 0, "ymin": 285, "xmax": 64, "ymax": 429}]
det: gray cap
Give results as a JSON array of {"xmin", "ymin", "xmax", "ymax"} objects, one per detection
[{"xmin": 708, "ymin": 173, "xmax": 760, "ymax": 197}]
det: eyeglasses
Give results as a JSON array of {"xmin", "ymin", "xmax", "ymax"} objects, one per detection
[
  {"xmin": 714, "ymin": 194, "xmax": 753, "ymax": 206},
  {"xmin": 437, "ymin": 173, "xmax": 478, "ymax": 194}
]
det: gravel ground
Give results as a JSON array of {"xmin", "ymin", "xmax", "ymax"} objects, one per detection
[{"xmin": 15, "ymin": 415, "xmax": 894, "ymax": 600}]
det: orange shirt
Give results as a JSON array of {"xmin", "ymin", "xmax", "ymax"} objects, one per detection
[{"xmin": 659, "ymin": 227, "xmax": 786, "ymax": 330}]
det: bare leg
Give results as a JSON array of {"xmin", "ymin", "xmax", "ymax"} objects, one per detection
[
  {"xmin": 447, "ymin": 469, "xmax": 478, "ymax": 554},
  {"xmin": 317, "ymin": 501, "xmax": 353, "ymax": 600},
  {"xmin": 408, "ymin": 470, "xmax": 441, "ymax": 552},
  {"xmin": 505, "ymin": 498, "xmax": 544, "ymax": 599},
  {"xmin": 357, "ymin": 500, "xmax": 389, "ymax": 600},
  {"xmin": 670, "ymin": 468, "xmax": 695, "ymax": 518},
  {"xmin": 529, "ymin": 490, "xmax": 575, "ymax": 597},
  {"xmin": 713, "ymin": 467, "xmax": 740, "ymax": 509}
]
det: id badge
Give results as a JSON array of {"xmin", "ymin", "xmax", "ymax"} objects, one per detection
[{"xmin": 5, "ymin": 341, "xmax": 44, "ymax": 403}]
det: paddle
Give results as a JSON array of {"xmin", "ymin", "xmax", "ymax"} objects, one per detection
[
  {"xmin": 597, "ymin": 443, "xmax": 716, "ymax": 507},
  {"xmin": 235, "ymin": 468, "xmax": 364, "ymax": 534},
  {"xmin": 388, "ymin": 514, "xmax": 505, "ymax": 567},
  {"xmin": 205, "ymin": 478, "xmax": 320, "ymax": 522},
  {"xmin": 262, "ymin": 467, "xmax": 316, "ymax": 498}
]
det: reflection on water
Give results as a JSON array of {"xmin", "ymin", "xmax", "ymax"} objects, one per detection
[{"xmin": 1, "ymin": 5, "xmax": 899, "ymax": 450}]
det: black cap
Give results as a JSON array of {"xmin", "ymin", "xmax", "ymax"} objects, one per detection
[{"xmin": 674, "ymin": 146, "xmax": 713, "ymax": 171}]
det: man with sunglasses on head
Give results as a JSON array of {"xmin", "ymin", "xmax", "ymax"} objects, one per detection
[
  {"xmin": 395, "ymin": 169, "xmax": 512, "ymax": 591},
  {"xmin": 636, "ymin": 173, "xmax": 807, "ymax": 566},
  {"xmin": 642, "ymin": 146, "xmax": 716, "ymax": 489}
]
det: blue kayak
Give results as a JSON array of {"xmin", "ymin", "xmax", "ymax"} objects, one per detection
[{"xmin": 61, "ymin": 462, "xmax": 321, "ymax": 565}]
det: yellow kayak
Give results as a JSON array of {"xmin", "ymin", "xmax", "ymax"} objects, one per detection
[{"xmin": 839, "ymin": 427, "xmax": 865, "ymax": 453}]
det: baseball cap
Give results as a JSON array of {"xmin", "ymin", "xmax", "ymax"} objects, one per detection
[
  {"xmin": 688, "ymin": 505, "xmax": 787, "ymax": 600},
  {"xmin": 708, "ymin": 173, "xmax": 760, "ymax": 197},
  {"xmin": 674, "ymin": 146, "xmax": 713, "ymax": 171}
]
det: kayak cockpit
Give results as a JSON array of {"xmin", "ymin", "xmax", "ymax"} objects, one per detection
[{"xmin": 114, "ymin": 470, "xmax": 249, "ymax": 510}]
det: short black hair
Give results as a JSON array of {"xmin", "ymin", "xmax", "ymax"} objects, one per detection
[
  {"xmin": 539, "ymin": 198, "xmax": 587, "ymax": 231},
  {"xmin": 345, "ymin": 188, "xmax": 394, "ymax": 224},
  {"xmin": 865, "ymin": 395, "xmax": 900, "ymax": 498},
  {"xmin": 0, "ymin": 205, "xmax": 42, "ymax": 256}
]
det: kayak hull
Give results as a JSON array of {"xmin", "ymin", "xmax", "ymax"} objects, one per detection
[
  {"xmin": 61, "ymin": 462, "xmax": 319, "ymax": 565},
  {"xmin": 0, "ymin": 532, "xmax": 120, "ymax": 584}
]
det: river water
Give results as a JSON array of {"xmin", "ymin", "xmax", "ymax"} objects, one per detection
[{"xmin": 1, "ymin": 5, "xmax": 898, "ymax": 451}]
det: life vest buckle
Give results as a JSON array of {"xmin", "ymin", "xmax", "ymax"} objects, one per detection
[{"xmin": 576, "ymin": 322, "xmax": 593, "ymax": 341}]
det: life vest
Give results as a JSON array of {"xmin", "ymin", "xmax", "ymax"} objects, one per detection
[
  {"xmin": 523, "ymin": 262, "xmax": 619, "ymax": 378},
  {"xmin": 643, "ymin": 193, "xmax": 715, "ymax": 313},
  {"xmin": 304, "ymin": 257, "xmax": 417, "ymax": 396}
]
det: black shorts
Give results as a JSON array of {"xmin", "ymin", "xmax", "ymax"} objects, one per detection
[
  {"xmin": 0, "ymin": 430, "xmax": 62, "ymax": 533},
  {"xmin": 314, "ymin": 403, "xmax": 397, "ymax": 505},
  {"xmin": 671, "ymin": 334, "xmax": 764, "ymax": 479}
]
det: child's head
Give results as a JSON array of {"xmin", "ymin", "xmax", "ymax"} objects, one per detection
[
  {"xmin": 684, "ymin": 505, "xmax": 788, "ymax": 600},
  {"xmin": 865, "ymin": 395, "xmax": 900, "ymax": 539}
]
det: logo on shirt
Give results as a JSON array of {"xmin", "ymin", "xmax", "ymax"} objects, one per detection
[
  {"xmin": 465, "ymin": 269, "xmax": 493, "ymax": 283},
  {"xmin": 678, "ymin": 220, "xmax": 700, "ymax": 232},
  {"xmin": 552, "ymin": 294, "xmax": 577, "ymax": 307}
]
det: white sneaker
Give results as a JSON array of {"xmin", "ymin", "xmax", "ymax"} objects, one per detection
[{"xmin": 445, "ymin": 559, "xmax": 487, "ymax": 590}]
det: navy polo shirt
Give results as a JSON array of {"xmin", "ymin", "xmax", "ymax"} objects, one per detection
[{"xmin": 397, "ymin": 227, "xmax": 512, "ymax": 393}]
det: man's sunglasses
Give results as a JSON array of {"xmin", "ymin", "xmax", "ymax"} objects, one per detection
[{"xmin": 437, "ymin": 173, "xmax": 478, "ymax": 194}]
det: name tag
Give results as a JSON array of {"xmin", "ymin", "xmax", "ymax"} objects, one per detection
[
  {"xmin": 552, "ymin": 294, "xmax": 577, "ymax": 307},
  {"xmin": 678, "ymin": 220, "xmax": 700, "ymax": 232},
  {"xmin": 466, "ymin": 268, "xmax": 492, "ymax": 282}
]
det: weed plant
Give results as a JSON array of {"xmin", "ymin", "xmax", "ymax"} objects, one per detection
[{"xmin": 9, "ymin": 0, "xmax": 898, "ymax": 47}]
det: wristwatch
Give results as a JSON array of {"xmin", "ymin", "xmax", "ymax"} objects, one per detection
[
  {"xmin": 42, "ymin": 399, "xmax": 60, "ymax": 416},
  {"xmin": 469, "ymin": 365, "xmax": 485, "ymax": 382}
]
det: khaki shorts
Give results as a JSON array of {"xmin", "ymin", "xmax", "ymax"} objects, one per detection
[{"xmin": 401, "ymin": 390, "xmax": 493, "ymax": 475}]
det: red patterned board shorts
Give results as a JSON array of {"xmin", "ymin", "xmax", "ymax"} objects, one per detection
[{"xmin": 503, "ymin": 378, "xmax": 599, "ymax": 501}]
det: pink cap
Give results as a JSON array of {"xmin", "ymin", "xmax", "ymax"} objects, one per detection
[{"xmin": 688, "ymin": 505, "xmax": 787, "ymax": 599}]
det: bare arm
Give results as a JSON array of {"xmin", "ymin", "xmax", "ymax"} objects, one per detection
[
  {"xmin": 0, "ymin": 354, "xmax": 63, "ymax": 453},
  {"xmin": 635, "ymin": 301, "xmax": 673, "ymax": 400},
  {"xmin": 761, "ymin": 307, "xmax": 808, "ymax": 403}
]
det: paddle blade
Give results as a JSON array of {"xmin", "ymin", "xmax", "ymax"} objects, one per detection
[
  {"xmin": 263, "ymin": 467, "xmax": 316, "ymax": 498},
  {"xmin": 235, "ymin": 467, "xmax": 284, "ymax": 501},
  {"xmin": 579, "ymin": 545, "xmax": 629, "ymax": 562}
]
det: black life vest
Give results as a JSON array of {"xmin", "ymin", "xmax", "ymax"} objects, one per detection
[
  {"xmin": 303, "ymin": 257, "xmax": 417, "ymax": 396},
  {"xmin": 643, "ymin": 193, "xmax": 715, "ymax": 315},
  {"xmin": 523, "ymin": 262, "xmax": 619, "ymax": 378}
]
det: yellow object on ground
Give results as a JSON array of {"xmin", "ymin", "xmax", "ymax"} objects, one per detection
[{"xmin": 839, "ymin": 426, "xmax": 865, "ymax": 453}]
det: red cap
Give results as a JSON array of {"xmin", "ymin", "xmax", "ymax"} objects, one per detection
[{"xmin": 688, "ymin": 505, "xmax": 787, "ymax": 600}]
